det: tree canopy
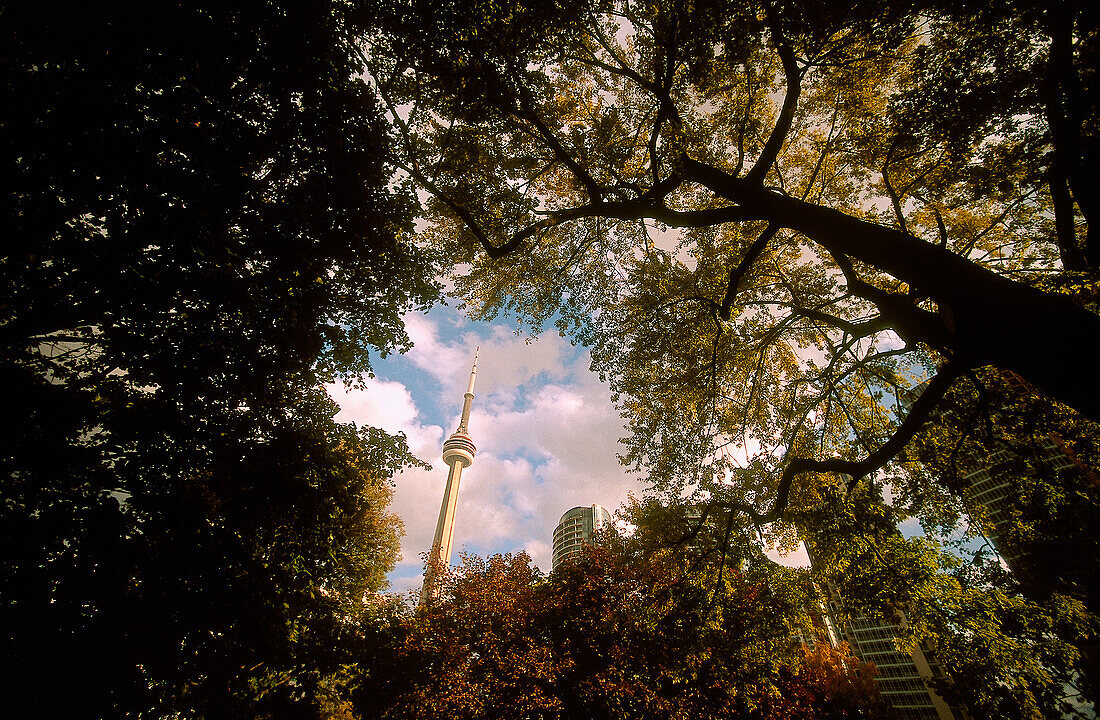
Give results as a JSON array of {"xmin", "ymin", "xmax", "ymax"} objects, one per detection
[
  {"xmin": 2, "ymin": 0, "xmax": 436, "ymax": 716},
  {"xmin": 6, "ymin": 0, "xmax": 1100, "ymax": 717},
  {"xmin": 365, "ymin": 3, "xmax": 1100, "ymax": 714},
  {"xmin": 367, "ymin": 0, "xmax": 1099, "ymax": 523},
  {"xmin": 801, "ymin": 480, "xmax": 1098, "ymax": 719},
  {"xmin": 369, "ymin": 540, "xmax": 885, "ymax": 720}
]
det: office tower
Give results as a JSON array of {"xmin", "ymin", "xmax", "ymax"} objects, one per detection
[
  {"xmin": 918, "ymin": 369, "xmax": 1095, "ymax": 580},
  {"xmin": 821, "ymin": 585, "xmax": 957, "ymax": 720},
  {"xmin": 954, "ymin": 434, "xmax": 1078, "ymax": 573},
  {"xmin": 807, "ymin": 534, "xmax": 958, "ymax": 720},
  {"xmin": 421, "ymin": 348, "xmax": 479, "ymax": 606},
  {"xmin": 551, "ymin": 504, "xmax": 611, "ymax": 571}
]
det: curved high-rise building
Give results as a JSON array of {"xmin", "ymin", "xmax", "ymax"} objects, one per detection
[
  {"xmin": 421, "ymin": 348, "xmax": 479, "ymax": 606},
  {"xmin": 551, "ymin": 504, "xmax": 611, "ymax": 571}
]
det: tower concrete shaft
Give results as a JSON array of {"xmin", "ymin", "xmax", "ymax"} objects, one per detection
[{"xmin": 421, "ymin": 348, "xmax": 478, "ymax": 606}]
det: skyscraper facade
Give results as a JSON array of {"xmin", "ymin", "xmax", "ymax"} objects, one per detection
[
  {"xmin": 919, "ymin": 370, "xmax": 1100, "ymax": 693},
  {"xmin": 821, "ymin": 586, "xmax": 957, "ymax": 720},
  {"xmin": 808, "ymin": 526, "xmax": 958, "ymax": 720},
  {"xmin": 954, "ymin": 433, "xmax": 1078, "ymax": 573},
  {"xmin": 551, "ymin": 504, "xmax": 611, "ymax": 571},
  {"xmin": 918, "ymin": 369, "xmax": 1095, "ymax": 580}
]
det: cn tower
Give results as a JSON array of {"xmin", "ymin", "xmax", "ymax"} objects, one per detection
[{"xmin": 420, "ymin": 347, "xmax": 479, "ymax": 606}]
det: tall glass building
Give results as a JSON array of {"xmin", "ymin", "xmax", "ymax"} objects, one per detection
[
  {"xmin": 551, "ymin": 504, "xmax": 611, "ymax": 571},
  {"xmin": 822, "ymin": 588, "xmax": 957, "ymax": 720},
  {"xmin": 809, "ymin": 540, "xmax": 959, "ymax": 720},
  {"xmin": 920, "ymin": 369, "xmax": 1093, "ymax": 580}
]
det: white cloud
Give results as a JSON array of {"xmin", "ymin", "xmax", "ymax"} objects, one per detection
[
  {"xmin": 330, "ymin": 310, "xmax": 830, "ymax": 593},
  {"xmin": 328, "ymin": 378, "xmax": 442, "ymax": 453},
  {"xmin": 402, "ymin": 312, "xmax": 469, "ymax": 387},
  {"xmin": 875, "ymin": 329, "xmax": 906, "ymax": 352},
  {"xmin": 523, "ymin": 540, "xmax": 553, "ymax": 568},
  {"xmin": 330, "ymin": 309, "xmax": 641, "ymax": 590},
  {"xmin": 764, "ymin": 540, "xmax": 811, "ymax": 568}
]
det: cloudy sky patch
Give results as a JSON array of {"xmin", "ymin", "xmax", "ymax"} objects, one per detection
[{"xmin": 329, "ymin": 305, "xmax": 639, "ymax": 594}]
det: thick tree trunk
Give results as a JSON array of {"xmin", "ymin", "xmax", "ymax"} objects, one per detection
[{"xmin": 684, "ymin": 158, "xmax": 1100, "ymax": 423}]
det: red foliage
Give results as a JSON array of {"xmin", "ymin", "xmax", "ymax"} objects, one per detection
[{"xmin": 371, "ymin": 546, "xmax": 886, "ymax": 720}]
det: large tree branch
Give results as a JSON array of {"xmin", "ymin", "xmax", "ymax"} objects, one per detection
[
  {"xmin": 732, "ymin": 67, "xmax": 756, "ymax": 176},
  {"xmin": 679, "ymin": 154, "xmax": 1100, "ymax": 421},
  {"xmin": 718, "ymin": 224, "xmax": 778, "ymax": 321},
  {"xmin": 789, "ymin": 306, "xmax": 891, "ymax": 339},
  {"xmin": 1047, "ymin": 166, "xmax": 1084, "ymax": 270},
  {"xmin": 474, "ymin": 200, "xmax": 763, "ymax": 260},
  {"xmin": 516, "ymin": 99, "xmax": 605, "ymax": 202},
  {"xmin": 545, "ymin": 201, "xmax": 762, "ymax": 228},
  {"xmin": 389, "ymin": 155, "xmax": 517, "ymax": 259},
  {"xmin": 652, "ymin": 18, "xmax": 684, "ymax": 185},
  {"xmin": 588, "ymin": 22, "xmax": 657, "ymax": 93},
  {"xmin": 0, "ymin": 319, "xmax": 99, "ymax": 354},
  {"xmin": 647, "ymin": 80, "xmax": 674, "ymax": 187},
  {"xmin": 1045, "ymin": 4, "xmax": 1093, "ymax": 243},
  {"xmin": 881, "ymin": 164, "xmax": 911, "ymax": 237},
  {"xmin": 586, "ymin": 16, "xmax": 685, "ymax": 176},
  {"xmin": 1043, "ymin": 3, "xmax": 1090, "ymax": 270},
  {"xmin": 745, "ymin": 4, "xmax": 802, "ymax": 186},
  {"xmin": 802, "ymin": 101, "xmax": 841, "ymax": 201},
  {"xmin": 580, "ymin": 17, "xmax": 688, "ymax": 189},
  {"xmin": 639, "ymin": 173, "xmax": 684, "ymax": 202},
  {"xmin": 733, "ymin": 362, "xmax": 964, "ymax": 524},
  {"xmin": 372, "ymin": 75, "xmax": 533, "ymax": 260},
  {"xmin": 826, "ymin": 249, "xmax": 953, "ymax": 352}
]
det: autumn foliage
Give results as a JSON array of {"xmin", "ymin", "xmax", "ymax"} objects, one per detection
[{"xmin": 367, "ymin": 544, "xmax": 885, "ymax": 720}]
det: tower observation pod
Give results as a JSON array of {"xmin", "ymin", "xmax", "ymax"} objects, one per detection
[{"xmin": 421, "ymin": 348, "xmax": 479, "ymax": 606}]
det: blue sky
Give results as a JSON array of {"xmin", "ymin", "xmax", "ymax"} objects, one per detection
[
  {"xmin": 329, "ymin": 302, "xmax": 813, "ymax": 595},
  {"xmin": 328, "ymin": 304, "xmax": 644, "ymax": 594}
]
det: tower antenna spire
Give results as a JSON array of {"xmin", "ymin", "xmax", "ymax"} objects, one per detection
[
  {"xmin": 421, "ymin": 347, "xmax": 480, "ymax": 606},
  {"xmin": 458, "ymin": 346, "xmax": 478, "ymax": 432}
]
